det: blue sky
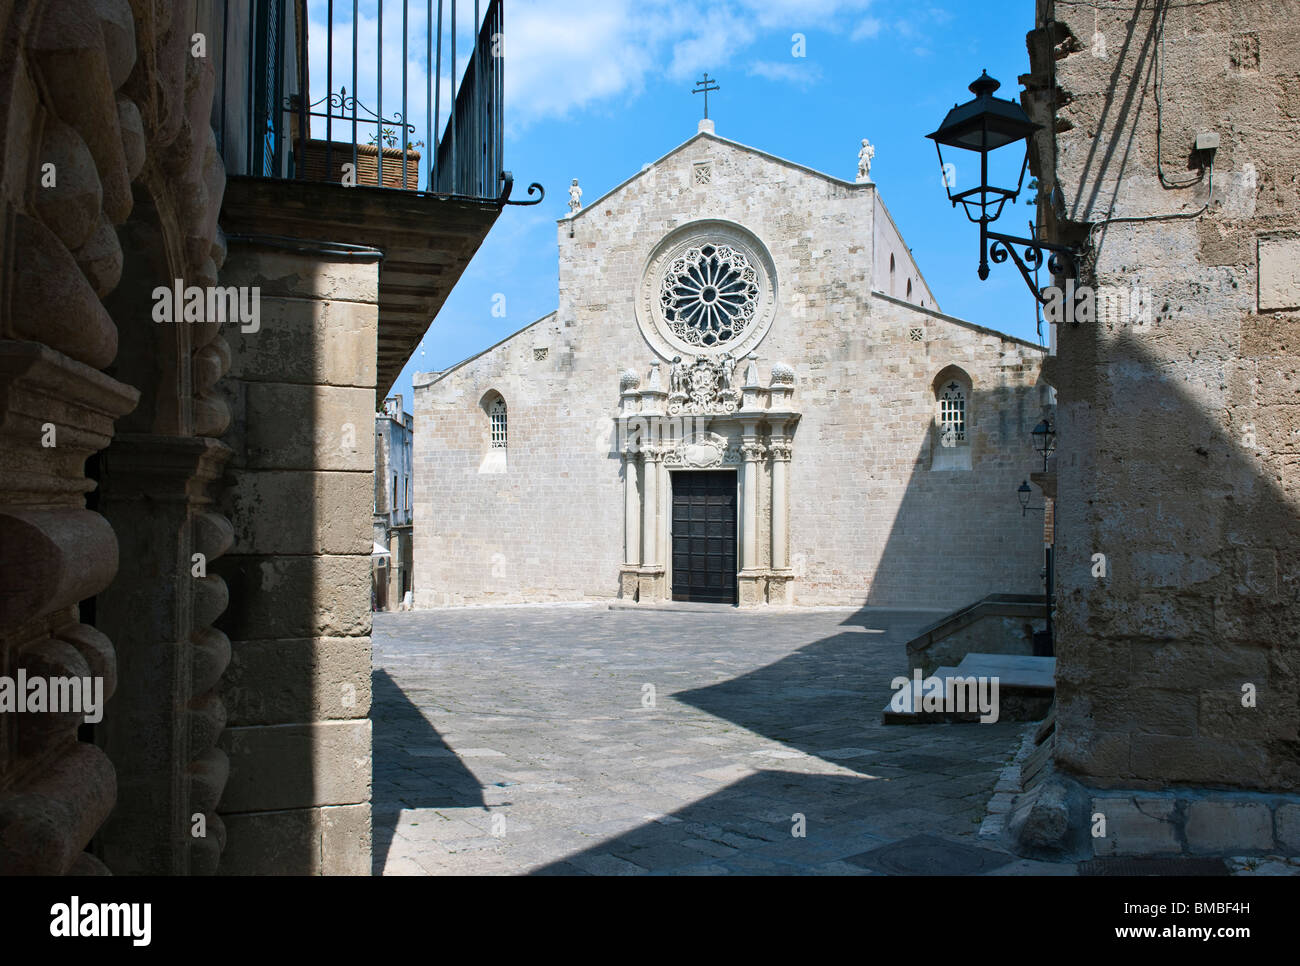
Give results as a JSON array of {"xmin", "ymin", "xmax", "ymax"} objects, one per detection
[{"xmin": 366, "ymin": 0, "xmax": 1045, "ymax": 412}]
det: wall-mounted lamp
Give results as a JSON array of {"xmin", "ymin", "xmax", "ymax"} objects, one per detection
[
  {"xmin": 1017, "ymin": 480, "xmax": 1043, "ymax": 516},
  {"xmin": 926, "ymin": 71, "xmax": 1080, "ymax": 303},
  {"xmin": 1031, "ymin": 418, "xmax": 1056, "ymax": 473}
]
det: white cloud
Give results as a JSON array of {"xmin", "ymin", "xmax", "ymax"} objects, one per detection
[
  {"xmin": 503, "ymin": 0, "xmax": 878, "ymax": 126},
  {"xmin": 304, "ymin": 0, "xmax": 889, "ymax": 139},
  {"xmin": 850, "ymin": 17, "xmax": 883, "ymax": 40},
  {"xmin": 747, "ymin": 60, "xmax": 825, "ymax": 89}
]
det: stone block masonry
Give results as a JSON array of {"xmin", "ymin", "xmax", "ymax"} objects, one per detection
[
  {"xmin": 213, "ymin": 237, "xmax": 378, "ymax": 873},
  {"xmin": 1016, "ymin": 0, "xmax": 1300, "ymax": 852}
]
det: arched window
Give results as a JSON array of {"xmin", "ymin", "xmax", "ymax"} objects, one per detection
[
  {"xmin": 489, "ymin": 398, "xmax": 507, "ymax": 448},
  {"xmin": 938, "ymin": 381, "xmax": 966, "ymax": 443},
  {"xmin": 478, "ymin": 390, "xmax": 509, "ymax": 473},
  {"xmin": 889, "ymin": 254, "xmax": 896, "ymax": 296},
  {"xmin": 931, "ymin": 366, "xmax": 973, "ymax": 471},
  {"xmin": 906, "ymin": 278, "xmax": 913, "ymax": 301}
]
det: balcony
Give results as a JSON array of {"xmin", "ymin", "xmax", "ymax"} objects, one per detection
[{"xmin": 210, "ymin": 0, "xmax": 541, "ymax": 396}]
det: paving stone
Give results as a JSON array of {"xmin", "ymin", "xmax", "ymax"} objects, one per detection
[
  {"xmin": 372, "ymin": 606, "xmax": 1054, "ymax": 875},
  {"xmin": 567, "ymin": 852, "xmax": 646, "ymax": 876}
]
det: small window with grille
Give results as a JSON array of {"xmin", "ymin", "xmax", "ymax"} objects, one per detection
[
  {"xmin": 932, "ymin": 369, "xmax": 972, "ymax": 471},
  {"xmin": 489, "ymin": 398, "xmax": 507, "ymax": 448},
  {"xmin": 939, "ymin": 382, "xmax": 966, "ymax": 443}
]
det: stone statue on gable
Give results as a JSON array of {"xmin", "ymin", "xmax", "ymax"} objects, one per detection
[
  {"xmin": 857, "ymin": 138, "xmax": 875, "ymax": 183},
  {"xmin": 568, "ymin": 178, "xmax": 582, "ymax": 214}
]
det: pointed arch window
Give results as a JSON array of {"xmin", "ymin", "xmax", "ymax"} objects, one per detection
[
  {"xmin": 489, "ymin": 398, "xmax": 507, "ymax": 448},
  {"xmin": 931, "ymin": 367, "xmax": 973, "ymax": 471},
  {"xmin": 939, "ymin": 381, "xmax": 966, "ymax": 443}
]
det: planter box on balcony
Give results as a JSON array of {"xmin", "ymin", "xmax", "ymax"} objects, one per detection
[{"xmin": 297, "ymin": 139, "xmax": 421, "ymax": 189}]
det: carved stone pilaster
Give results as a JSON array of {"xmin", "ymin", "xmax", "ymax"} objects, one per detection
[
  {"xmin": 0, "ymin": 349, "xmax": 138, "ymax": 876},
  {"xmin": 622, "ymin": 445, "xmax": 642, "ymax": 571},
  {"xmin": 94, "ymin": 434, "xmax": 233, "ymax": 874}
]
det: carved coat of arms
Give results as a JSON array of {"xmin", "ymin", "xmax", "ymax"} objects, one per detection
[
  {"xmin": 664, "ymin": 432, "xmax": 740, "ymax": 468},
  {"xmin": 668, "ymin": 354, "xmax": 739, "ymax": 416}
]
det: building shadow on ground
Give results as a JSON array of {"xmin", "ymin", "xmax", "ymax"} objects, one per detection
[
  {"xmin": 529, "ymin": 765, "xmax": 1005, "ymax": 875},
  {"xmin": 670, "ymin": 610, "xmax": 931, "ymax": 770},
  {"xmin": 532, "ymin": 610, "xmax": 1022, "ymax": 875},
  {"xmin": 371, "ymin": 668, "xmax": 485, "ymax": 873}
]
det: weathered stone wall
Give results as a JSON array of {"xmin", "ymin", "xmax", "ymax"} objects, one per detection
[
  {"xmin": 212, "ymin": 235, "xmax": 376, "ymax": 873},
  {"xmin": 1024, "ymin": 1, "xmax": 1300, "ymax": 813},
  {"xmin": 414, "ymin": 132, "xmax": 1050, "ymax": 609}
]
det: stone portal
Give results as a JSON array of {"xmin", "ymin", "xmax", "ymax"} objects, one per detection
[{"xmin": 618, "ymin": 357, "xmax": 799, "ymax": 607}]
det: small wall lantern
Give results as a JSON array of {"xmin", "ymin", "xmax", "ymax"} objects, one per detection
[{"xmin": 1031, "ymin": 418, "xmax": 1056, "ymax": 473}]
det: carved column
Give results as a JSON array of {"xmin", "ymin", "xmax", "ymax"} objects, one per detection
[
  {"xmin": 638, "ymin": 443, "xmax": 665, "ymax": 600},
  {"xmin": 620, "ymin": 443, "xmax": 642, "ymax": 599},
  {"xmin": 738, "ymin": 422, "xmax": 767, "ymax": 606},
  {"xmin": 0, "ymin": 350, "xmax": 138, "ymax": 874},
  {"xmin": 768, "ymin": 429, "xmax": 793, "ymax": 605},
  {"xmin": 637, "ymin": 364, "xmax": 667, "ymax": 601}
]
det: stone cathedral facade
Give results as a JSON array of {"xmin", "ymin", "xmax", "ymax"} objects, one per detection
[{"xmin": 414, "ymin": 121, "xmax": 1053, "ymax": 609}]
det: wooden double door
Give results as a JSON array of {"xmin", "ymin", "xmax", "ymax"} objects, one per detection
[{"xmin": 670, "ymin": 470, "xmax": 738, "ymax": 604}]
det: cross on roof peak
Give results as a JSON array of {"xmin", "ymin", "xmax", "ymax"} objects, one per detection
[{"xmin": 692, "ymin": 72, "xmax": 720, "ymax": 120}]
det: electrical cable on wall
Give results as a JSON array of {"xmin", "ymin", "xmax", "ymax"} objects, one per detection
[{"xmin": 1084, "ymin": 0, "xmax": 1217, "ymax": 248}]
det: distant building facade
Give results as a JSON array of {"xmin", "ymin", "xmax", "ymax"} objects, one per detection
[
  {"xmin": 413, "ymin": 122, "xmax": 1054, "ymax": 609},
  {"xmin": 374, "ymin": 396, "xmax": 414, "ymax": 610}
]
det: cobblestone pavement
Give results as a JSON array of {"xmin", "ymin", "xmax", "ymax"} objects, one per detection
[{"xmin": 372, "ymin": 604, "xmax": 1073, "ymax": 876}]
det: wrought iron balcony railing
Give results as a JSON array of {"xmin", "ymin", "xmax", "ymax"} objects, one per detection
[{"xmin": 215, "ymin": 0, "xmax": 540, "ymax": 206}]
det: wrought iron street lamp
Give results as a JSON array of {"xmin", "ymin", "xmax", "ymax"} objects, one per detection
[
  {"xmin": 1017, "ymin": 480, "xmax": 1041, "ymax": 516},
  {"xmin": 1031, "ymin": 418, "xmax": 1056, "ymax": 473},
  {"xmin": 927, "ymin": 71, "xmax": 1078, "ymax": 302},
  {"xmin": 1016, "ymin": 478, "xmax": 1054, "ymax": 654}
]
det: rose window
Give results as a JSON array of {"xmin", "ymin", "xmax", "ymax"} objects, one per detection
[{"xmin": 659, "ymin": 244, "xmax": 760, "ymax": 347}]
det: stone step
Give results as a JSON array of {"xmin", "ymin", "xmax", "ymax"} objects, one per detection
[
  {"xmin": 882, "ymin": 656, "xmax": 1056, "ymax": 725},
  {"xmin": 953, "ymin": 653, "xmax": 1056, "ymax": 690}
]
